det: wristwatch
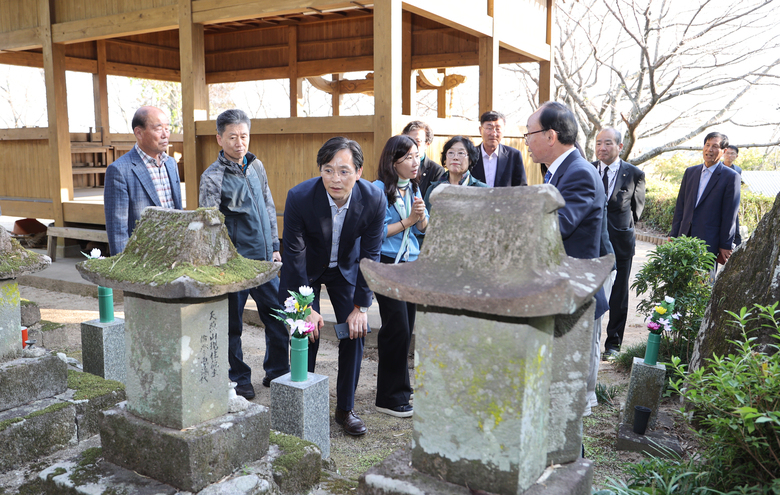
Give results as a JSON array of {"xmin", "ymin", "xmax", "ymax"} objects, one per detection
[{"xmin": 358, "ymin": 306, "xmax": 369, "ymax": 313}]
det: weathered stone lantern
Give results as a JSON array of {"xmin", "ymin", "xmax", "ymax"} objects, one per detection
[
  {"xmin": 359, "ymin": 185, "xmax": 613, "ymax": 495},
  {"xmin": 77, "ymin": 207, "xmax": 280, "ymax": 492}
]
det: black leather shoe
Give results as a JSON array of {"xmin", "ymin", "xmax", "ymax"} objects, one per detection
[
  {"xmin": 235, "ymin": 383, "xmax": 255, "ymax": 400},
  {"xmin": 262, "ymin": 376, "xmax": 271, "ymax": 387},
  {"xmin": 376, "ymin": 404, "xmax": 413, "ymax": 418},
  {"xmin": 334, "ymin": 409, "xmax": 367, "ymax": 436}
]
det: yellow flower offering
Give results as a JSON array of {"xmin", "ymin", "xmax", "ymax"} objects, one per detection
[{"xmin": 655, "ymin": 306, "xmax": 667, "ymax": 315}]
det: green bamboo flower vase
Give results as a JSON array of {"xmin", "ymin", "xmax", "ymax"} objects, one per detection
[
  {"xmin": 644, "ymin": 332, "xmax": 661, "ymax": 366},
  {"xmin": 290, "ymin": 336, "xmax": 309, "ymax": 382}
]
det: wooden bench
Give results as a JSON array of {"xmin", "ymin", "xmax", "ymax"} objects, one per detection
[{"xmin": 47, "ymin": 226, "xmax": 109, "ymax": 261}]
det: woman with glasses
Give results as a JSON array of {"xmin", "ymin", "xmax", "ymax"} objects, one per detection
[
  {"xmin": 423, "ymin": 135, "xmax": 487, "ymax": 210},
  {"xmin": 371, "ymin": 134, "xmax": 429, "ymax": 418}
]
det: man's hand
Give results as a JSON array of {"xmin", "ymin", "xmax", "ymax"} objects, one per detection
[
  {"xmin": 306, "ymin": 309, "xmax": 324, "ymax": 342},
  {"xmin": 346, "ymin": 307, "xmax": 368, "ymax": 339},
  {"xmin": 272, "ymin": 251, "xmax": 282, "ymax": 263},
  {"xmin": 717, "ymin": 248, "xmax": 733, "ymax": 265}
]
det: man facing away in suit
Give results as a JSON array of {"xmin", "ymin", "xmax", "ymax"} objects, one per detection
[
  {"xmin": 670, "ymin": 132, "xmax": 741, "ymax": 278},
  {"xmin": 526, "ymin": 101, "xmax": 608, "ymax": 417},
  {"xmin": 594, "ymin": 128, "xmax": 646, "ymax": 358},
  {"xmin": 104, "ymin": 106, "xmax": 182, "ymax": 255},
  {"xmin": 279, "ymin": 137, "xmax": 386, "ymax": 437},
  {"xmin": 472, "ymin": 110, "xmax": 528, "ymax": 187}
]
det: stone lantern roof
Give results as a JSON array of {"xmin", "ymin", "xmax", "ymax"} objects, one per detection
[
  {"xmin": 0, "ymin": 225, "xmax": 51, "ymax": 280},
  {"xmin": 77, "ymin": 207, "xmax": 279, "ymax": 299},
  {"xmin": 360, "ymin": 185, "xmax": 614, "ymax": 318}
]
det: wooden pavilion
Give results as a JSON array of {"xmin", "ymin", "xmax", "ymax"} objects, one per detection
[{"xmin": 0, "ymin": 0, "xmax": 554, "ymax": 254}]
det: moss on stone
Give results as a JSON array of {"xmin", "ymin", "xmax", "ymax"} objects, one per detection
[
  {"xmin": 46, "ymin": 467, "xmax": 67, "ymax": 481},
  {"xmin": 25, "ymin": 402, "xmax": 70, "ymax": 420},
  {"xmin": 68, "ymin": 370, "xmax": 124, "ymax": 400},
  {"xmin": 20, "ymin": 298, "xmax": 38, "ymax": 307},
  {"xmin": 39, "ymin": 320, "xmax": 64, "ymax": 332},
  {"xmin": 270, "ymin": 430, "xmax": 317, "ymax": 475},
  {"xmin": 68, "ymin": 447, "xmax": 102, "ymax": 486},
  {"xmin": 0, "ymin": 233, "xmax": 48, "ymax": 277},
  {"xmin": 0, "ymin": 417, "xmax": 23, "ymax": 432}
]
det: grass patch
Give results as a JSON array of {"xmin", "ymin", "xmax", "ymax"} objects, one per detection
[
  {"xmin": 354, "ymin": 449, "xmax": 394, "ymax": 471},
  {"xmin": 320, "ymin": 471, "xmax": 359, "ymax": 493},
  {"xmin": 596, "ymin": 382, "xmax": 622, "ymax": 406},
  {"xmin": 67, "ymin": 369, "xmax": 124, "ymax": 400},
  {"xmin": 39, "ymin": 320, "xmax": 64, "ymax": 332},
  {"xmin": 611, "ymin": 342, "xmax": 647, "ymax": 372}
]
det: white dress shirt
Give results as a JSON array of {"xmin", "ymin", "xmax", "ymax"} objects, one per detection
[
  {"xmin": 480, "ymin": 144, "xmax": 499, "ymax": 187},
  {"xmin": 598, "ymin": 158, "xmax": 620, "ymax": 199}
]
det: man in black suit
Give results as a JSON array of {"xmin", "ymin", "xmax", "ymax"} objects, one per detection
[
  {"xmin": 402, "ymin": 121, "xmax": 445, "ymax": 198},
  {"xmin": 722, "ymin": 145, "xmax": 743, "ymax": 246},
  {"xmin": 526, "ymin": 102, "xmax": 609, "ymax": 417},
  {"xmin": 472, "ymin": 110, "xmax": 528, "ymax": 187},
  {"xmin": 279, "ymin": 137, "xmax": 386, "ymax": 436},
  {"xmin": 593, "ymin": 128, "xmax": 646, "ymax": 357},
  {"xmin": 670, "ymin": 132, "xmax": 740, "ymax": 276}
]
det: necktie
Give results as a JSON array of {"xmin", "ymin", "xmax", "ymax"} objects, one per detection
[
  {"xmin": 544, "ymin": 171, "xmax": 552, "ymax": 184},
  {"xmin": 602, "ymin": 166, "xmax": 610, "ymax": 196}
]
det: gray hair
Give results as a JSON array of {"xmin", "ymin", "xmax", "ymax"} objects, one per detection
[
  {"xmin": 216, "ymin": 109, "xmax": 251, "ymax": 135},
  {"xmin": 600, "ymin": 127, "xmax": 623, "ymax": 145}
]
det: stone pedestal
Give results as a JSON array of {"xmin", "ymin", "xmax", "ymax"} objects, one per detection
[
  {"xmin": 621, "ymin": 357, "xmax": 666, "ymax": 429},
  {"xmin": 0, "ymin": 279, "xmax": 22, "ymax": 360},
  {"xmin": 0, "ymin": 352, "xmax": 67, "ymax": 412},
  {"xmin": 81, "ymin": 317, "xmax": 126, "ymax": 383},
  {"xmin": 100, "ymin": 401, "xmax": 270, "ymax": 493},
  {"xmin": 411, "ymin": 308, "xmax": 553, "ymax": 494},
  {"xmin": 271, "ymin": 372, "xmax": 330, "ymax": 459},
  {"xmin": 547, "ymin": 301, "xmax": 595, "ymax": 465},
  {"xmin": 124, "ymin": 293, "xmax": 228, "ymax": 429}
]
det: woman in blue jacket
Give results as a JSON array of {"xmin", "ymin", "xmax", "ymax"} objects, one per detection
[{"xmin": 372, "ymin": 134, "xmax": 429, "ymax": 418}]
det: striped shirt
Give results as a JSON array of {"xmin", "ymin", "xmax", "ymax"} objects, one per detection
[{"xmin": 134, "ymin": 143, "xmax": 175, "ymax": 209}]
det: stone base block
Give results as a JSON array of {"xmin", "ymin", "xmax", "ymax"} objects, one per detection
[
  {"xmin": 547, "ymin": 301, "xmax": 595, "ymax": 465},
  {"xmin": 0, "ymin": 397, "xmax": 77, "ymax": 472},
  {"xmin": 621, "ymin": 357, "xmax": 666, "ymax": 429},
  {"xmin": 81, "ymin": 318, "xmax": 126, "ymax": 383},
  {"xmin": 0, "ymin": 279, "xmax": 22, "ymax": 360},
  {"xmin": 20, "ymin": 299, "xmax": 41, "ymax": 327},
  {"xmin": 616, "ymin": 423, "xmax": 684, "ymax": 457},
  {"xmin": 270, "ymin": 372, "xmax": 329, "ymax": 459},
  {"xmin": 358, "ymin": 448, "xmax": 593, "ymax": 495},
  {"xmin": 99, "ymin": 401, "xmax": 270, "ymax": 493},
  {"xmin": 0, "ymin": 352, "xmax": 67, "ymax": 413}
]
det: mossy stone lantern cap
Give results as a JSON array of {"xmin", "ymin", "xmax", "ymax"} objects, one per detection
[
  {"xmin": 77, "ymin": 207, "xmax": 280, "ymax": 299},
  {"xmin": 360, "ymin": 185, "xmax": 614, "ymax": 317},
  {"xmin": 0, "ymin": 225, "xmax": 50, "ymax": 280}
]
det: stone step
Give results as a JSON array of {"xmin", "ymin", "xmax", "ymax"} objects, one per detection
[{"xmin": 0, "ymin": 352, "xmax": 67, "ymax": 413}]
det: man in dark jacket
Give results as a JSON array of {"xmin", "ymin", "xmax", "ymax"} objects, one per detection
[{"xmin": 199, "ymin": 109, "xmax": 288, "ymax": 400}]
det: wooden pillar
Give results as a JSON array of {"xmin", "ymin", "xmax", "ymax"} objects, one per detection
[
  {"xmin": 289, "ymin": 26, "xmax": 303, "ymax": 117},
  {"xmin": 479, "ymin": 0, "xmax": 499, "ymax": 118},
  {"xmin": 39, "ymin": 0, "xmax": 72, "ymax": 227},
  {"xmin": 331, "ymin": 73, "xmax": 342, "ymax": 117},
  {"xmin": 93, "ymin": 40, "xmax": 111, "ymax": 148},
  {"xmin": 401, "ymin": 10, "xmax": 414, "ymax": 116},
  {"xmin": 179, "ymin": 0, "xmax": 208, "ymax": 210},
  {"xmin": 374, "ymin": 0, "xmax": 403, "ymax": 167},
  {"xmin": 437, "ymin": 69, "xmax": 448, "ymax": 119},
  {"xmin": 538, "ymin": 0, "xmax": 556, "ymax": 104}
]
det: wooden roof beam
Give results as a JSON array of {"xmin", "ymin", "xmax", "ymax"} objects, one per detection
[
  {"xmin": 402, "ymin": 0, "xmax": 492, "ymax": 39},
  {"xmin": 51, "ymin": 5, "xmax": 179, "ymax": 44},
  {"xmin": 192, "ymin": 0, "xmax": 361, "ymax": 25},
  {"xmin": 0, "ymin": 27, "xmax": 41, "ymax": 51}
]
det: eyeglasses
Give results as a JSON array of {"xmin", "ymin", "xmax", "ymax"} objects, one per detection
[
  {"xmin": 523, "ymin": 129, "xmax": 548, "ymax": 141},
  {"xmin": 321, "ymin": 167, "xmax": 355, "ymax": 178},
  {"xmin": 446, "ymin": 151, "xmax": 468, "ymax": 158}
]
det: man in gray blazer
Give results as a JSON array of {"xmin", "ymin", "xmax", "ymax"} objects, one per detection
[{"xmin": 104, "ymin": 106, "xmax": 182, "ymax": 255}]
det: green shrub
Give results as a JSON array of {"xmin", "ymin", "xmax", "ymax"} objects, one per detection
[
  {"xmin": 668, "ymin": 303, "xmax": 780, "ymax": 491},
  {"xmin": 740, "ymin": 190, "xmax": 775, "ymax": 234},
  {"xmin": 641, "ymin": 179, "xmax": 679, "ymax": 234},
  {"xmin": 632, "ymin": 236, "xmax": 715, "ymax": 364}
]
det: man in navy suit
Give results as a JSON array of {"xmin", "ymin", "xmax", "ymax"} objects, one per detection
[
  {"xmin": 526, "ymin": 102, "xmax": 608, "ymax": 417},
  {"xmin": 670, "ymin": 132, "xmax": 740, "ymax": 273},
  {"xmin": 593, "ymin": 128, "xmax": 646, "ymax": 357},
  {"xmin": 472, "ymin": 111, "xmax": 528, "ymax": 187},
  {"xmin": 104, "ymin": 106, "xmax": 182, "ymax": 255},
  {"xmin": 279, "ymin": 137, "xmax": 386, "ymax": 436}
]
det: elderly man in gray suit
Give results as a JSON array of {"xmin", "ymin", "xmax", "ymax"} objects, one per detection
[{"xmin": 104, "ymin": 106, "xmax": 182, "ymax": 255}]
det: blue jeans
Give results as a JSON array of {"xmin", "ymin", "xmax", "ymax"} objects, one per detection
[{"xmin": 228, "ymin": 277, "xmax": 290, "ymax": 387}]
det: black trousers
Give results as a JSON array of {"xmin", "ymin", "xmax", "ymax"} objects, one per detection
[
  {"xmin": 374, "ymin": 255, "xmax": 414, "ymax": 408},
  {"xmin": 605, "ymin": 256, "xmax": 633, "ymax": 351}
]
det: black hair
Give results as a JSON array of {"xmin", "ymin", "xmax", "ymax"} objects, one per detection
[
  {"xmin": 704, "ymin": 132, "xmax": 729, "ymax": 149},
  {"xmin": 131, "ymin": 107, "xmax": 150, "ymax": 131},
  {"xmin": 317, "ymin": 137, "xmax": 364, "ymax": 170},
  {"xmin": 726, "ymin": 144, "xmax": 739, "ymax": 154},
  {"xmin": 377, "ymin": 135, "xmax": 419, "ymax": 203},
  {"xmin": 480, "ymin": 111, "xmax": 506, "ymax": 125},
  {"xmin": 216, "ymin": 109, "xmax": 251, "ymax": 135},
  {"xmin": 441, "ymin": 136, "xmax": 479, "ymax": 170},
  {"xmin": 538, "ymin": 102, "xmax": 578, "ymax": 145}
]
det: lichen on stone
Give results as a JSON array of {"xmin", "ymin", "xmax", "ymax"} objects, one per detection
[{"xmin": 0, "ymin": 226, "xmax": 50, "ymax": 279}]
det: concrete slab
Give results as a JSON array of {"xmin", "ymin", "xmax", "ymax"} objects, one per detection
[{"xmin": 615, "ymin": 423, "xmax": 684, "ymax": 458}]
